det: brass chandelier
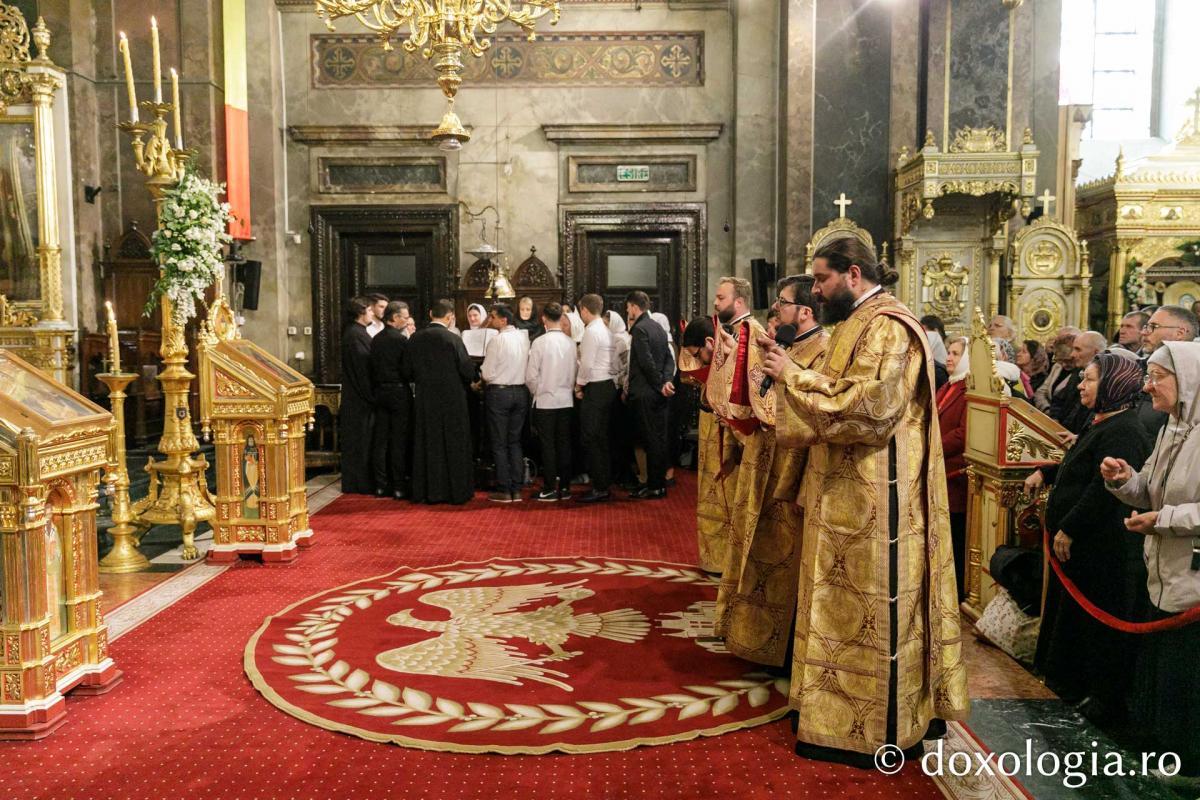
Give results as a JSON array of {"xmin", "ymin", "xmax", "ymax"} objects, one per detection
[{"xmin": 314, "ymin": 1, "xmax": 561, "ymax": 150}]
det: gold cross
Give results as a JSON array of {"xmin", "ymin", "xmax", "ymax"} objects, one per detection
[
  {"xmin": 834, "ymin": 192, "xmax": 853, "ymax": 219},
  {"xmin": 1038, "ymin": 189, "xmax": 1055, "ymax": 216}
]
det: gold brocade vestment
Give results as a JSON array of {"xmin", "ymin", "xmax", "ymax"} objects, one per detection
[
  {"xmin": 777, "ymin": 291, "xmax": 969, "ymax": 755},
  {"xmin": 715, "ymin": 327, "xmax": 828, "ymax": 667},
  {"xmin": 695, "ymin": 406, "xmax": 737, "ymax": 573}
]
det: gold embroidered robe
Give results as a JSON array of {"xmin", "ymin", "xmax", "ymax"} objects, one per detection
[
  {"xmin": 715, "ymin": 328, "xmax": 828, "ymax": 667},
  {"xmin": 777, "ymin": 291, "xmax": 969, "ymax": 755},
  {"xmin": 696, "ymin": 406, "xmax": 737, "ymax": 573}
]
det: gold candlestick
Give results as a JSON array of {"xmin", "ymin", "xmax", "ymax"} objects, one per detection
[
  {"xmin": 98, "ymin": 370, "xmax": 150, "ymax": 573},
  {"xmin": 116, "ymin": 29, "xmax": 213, "ymax": 562}
]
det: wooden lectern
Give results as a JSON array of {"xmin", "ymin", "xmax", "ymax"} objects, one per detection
[
  {"xmin": 0, "ymin": 350, "xmax": 121, "ymax": 738},
  {"xmin": 962, "ymin": 311, "xmax": 1066, "ymax": 619},
  {"xmin": 197, "ymin": 307, "xmax": 316, "ymax": 563}
]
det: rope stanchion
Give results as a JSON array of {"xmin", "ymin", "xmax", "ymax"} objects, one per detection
[{"xmin": 1043, "ymin": 524, "xmax": 1200, "ymax": 634}]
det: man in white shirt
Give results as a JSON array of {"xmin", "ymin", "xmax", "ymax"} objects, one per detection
[
  {"xmin": 525, "ymin": 302, "xmax": 578, "ymax": 502},
  {"xmin": 365, "ymin": 293, "xmax": 389, "ymax": 337},
  {"xmin": 481, "ymin": 304, "xmax": 531, "ymax": 502},
  {"xmin": 575, "ymin": 293, "xmax": 617, "ymax": 503}
]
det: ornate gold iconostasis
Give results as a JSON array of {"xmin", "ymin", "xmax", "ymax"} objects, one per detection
[
  {"xmin": 0, "ymin": 349, "xmax": 120, "ymax": 738},
  {"xmin": 894, "ymin": 128, "xmax": 1039, "ymax": 334},
  {"xmin": 1006, "ymin": 204, "xmax": 1091, "ymax": 341},
  {"xmin": 198, "ymin": 305, "xmax": 316, "ymax": 563},
  {"xmin": 1076, "ymin": 96, "xmax": 1200, "ymax": 332},
  {"xmin": 0, "ymin": 8, "xmax": 77, "ymax": 384},
  {"xmin": 960, "ymin": 310, "xmax": 1065, "ymax": 620}
]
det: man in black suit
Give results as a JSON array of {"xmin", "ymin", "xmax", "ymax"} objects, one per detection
[
  {"xmin": 625, "ymin": 291, "xmax": 675, "ymax": 499},
  {"xmin": 405, "ymin": 299, "xmax": 477, "ymax": 505},
  {"xmin": 370, "ymin": 300, "xmax": 413, "ymax": 500},
  {"xmin": 339, "ymin": 296, "xmax": 375, "ymax": 494}
]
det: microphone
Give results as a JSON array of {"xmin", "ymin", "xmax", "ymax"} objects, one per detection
[{"xmin": 759, "ymin": 324, "xmax": 797, "ymax": 397}]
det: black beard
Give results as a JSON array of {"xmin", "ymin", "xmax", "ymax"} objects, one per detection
[
  {"xmin": 716, "ymin": 306, "xmax": 735, "ymax": 323},
  {"xmin": 817, "ymin": 286, "xmax": 856, "ymax": 325}
]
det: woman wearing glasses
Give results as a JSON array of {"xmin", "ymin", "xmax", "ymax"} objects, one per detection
[{"xmin": 1102, "ymin": 341, "xmax": 1200, "ymax": 788}]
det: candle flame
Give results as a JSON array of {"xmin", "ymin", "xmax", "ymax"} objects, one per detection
[
  {"xmin": 119, "ymin": 30, "xmax": 127, "ymax": 42},
  {"xmin": 151, "ymin": 15, "xmax": 158, "ymax": 29}
]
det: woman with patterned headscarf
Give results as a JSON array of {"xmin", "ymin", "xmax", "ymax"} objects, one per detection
[{"xmin": 1026, "ymin": 352, "xmax": 1153, "ymax": 723}]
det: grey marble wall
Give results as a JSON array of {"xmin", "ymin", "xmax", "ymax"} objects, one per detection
[
  {"xmin": 947, "ymin": 0, "xmax": 1009, "ymax": 135},
  {"xmin": 811, "ymin": 0, "xmax": 892, "ymax": 248},
  {"xmin": 781, "ymin": 0, "xmax": 814, "ymax": 271}
]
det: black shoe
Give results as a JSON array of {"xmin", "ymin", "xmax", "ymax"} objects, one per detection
[
  {"xmin": 632, "ymin": 488, "xmax": 666, "ymax": 500},
  {"xmin": 392, "ymin": 490, "xmax": 407, "ymax": 501},
  {"xmin": 536, "ymin": 488, "xmax": 560, "ymax": 502},
  {"xmin": 374, "ymin": 488, "xmax": 388, "ymax": 498},
  {"xmin": 665, "ymin": 477, "xmax": 677, "ymax": 488},
  {"xmin": 577, "ymin": 490, "xmax": 610, "ymax": 503}
]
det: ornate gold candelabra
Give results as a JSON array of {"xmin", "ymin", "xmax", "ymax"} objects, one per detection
[
  {"xmin": 97, "ymin": 370, "xmax": 149, "ymax": 573},
  {"xmin": 116, "ymin": 81, "xmax": 214, "ymax": 561}
]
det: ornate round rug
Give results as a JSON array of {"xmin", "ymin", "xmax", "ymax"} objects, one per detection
[{"xmin": 245, "ymin": 557, "xmax": 791, "ymax": 754}]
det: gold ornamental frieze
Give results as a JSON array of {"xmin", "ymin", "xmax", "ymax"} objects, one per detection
[{"xmin": 949, "ymin": 126, "xmax": 1008, "ymax": 154}]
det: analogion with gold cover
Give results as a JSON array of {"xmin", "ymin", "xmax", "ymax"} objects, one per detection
[
  {"xmin": 198, "ymin": 314, "xmax": 315, "ymax": 563},
  {"xmin": 0, "ymin": 349, "xmax": 119, "ymax": 738}
]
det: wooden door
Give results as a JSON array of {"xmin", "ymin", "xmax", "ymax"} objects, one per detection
[
  {"xmin": 343, "ymin": 232, "xmax": 435, "ymax": 320},
  {"xmin": 583, "ymin": 233, "xmax": 681, "ymax": 327}
]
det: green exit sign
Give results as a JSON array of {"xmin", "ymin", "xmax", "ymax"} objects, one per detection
[{"xmin": 616, "ymin": 165, "xmax": 650, "ymax": 182}]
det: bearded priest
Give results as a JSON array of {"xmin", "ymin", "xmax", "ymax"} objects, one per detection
[
  {"xmin": 760, "ymin": 237, "xmax": 969, "ymax": 768},
  {"xmin": 678, "ymin": 317, "xmax": 737, "ymax": 573},
  {"xmin": 710, "ymin": 274, "xmax": 828, "ymax": 669}
]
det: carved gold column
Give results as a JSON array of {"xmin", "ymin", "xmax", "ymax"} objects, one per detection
[
  {"xmin": 97, "ymin": 372, "xmax": 149, "ymax": 573},
  {"xmin": 27, "ymin": 21, "xmax": 63, "ymax": 326},
  {"xmin": 1107, "ymin": 237, "xmax": 1140, "ymax": 334},
  {"xmin": 118, "ymin": 100, "xmax": 215, "ymax": 561}
]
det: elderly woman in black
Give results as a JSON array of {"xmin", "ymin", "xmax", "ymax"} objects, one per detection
[{"xmin": 1025, "ymin": 353, "xmax": 1151, "ymax": 723}]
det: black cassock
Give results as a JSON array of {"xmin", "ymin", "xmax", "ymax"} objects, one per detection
[
  {"xmin": 404, "ymin": 323, "xmax": 476, "ymax": 504},
  {"xmin": 370, "ymin": 325, "xmax": 413, "ymax": 495},
  {"xmin": 1035, "ymin": 410, "xmax": 1151, "ymax": 712},
  {"xmin": 339, "ymin": 321, "xmax": 375, "ymax": 494}
]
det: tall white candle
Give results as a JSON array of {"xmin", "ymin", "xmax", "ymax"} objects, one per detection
[
  {"xmin": 170, "ymin": 68, "xmax": 182, "ymax": 149},
  {"xmin": 151, "ymin": 16, "xmax": 162, "ymax": 104},
  {"xmin": 118, "ymin": 32, "xmax": 139, "ymax": 122}
]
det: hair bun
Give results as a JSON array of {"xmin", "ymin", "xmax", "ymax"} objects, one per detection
[{"xmin": 879, "ymin": 267, "xmax": 900, "ymax": 287}]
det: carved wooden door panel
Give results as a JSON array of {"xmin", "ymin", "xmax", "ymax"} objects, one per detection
[
  {"xmin": 343, "ymin": 232, "xmax": 435, "ymax": 321},
  {"xmin": 584, "ymin": 234, "xmax": 680, "ymax": 328}
]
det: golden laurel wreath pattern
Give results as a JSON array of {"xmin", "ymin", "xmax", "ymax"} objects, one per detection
[{"xmin": 268, "ymin": 560, "xmax": 789, "ymax": 735}]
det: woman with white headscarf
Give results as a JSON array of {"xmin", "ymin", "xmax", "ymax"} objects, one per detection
[
  {"xmin": 1102, "ymin": 341, "xmax": 1200, "ymax": 785},
  {"xmin": 937, "ymin": 336, "xmax": 970, "ymax": 600}
]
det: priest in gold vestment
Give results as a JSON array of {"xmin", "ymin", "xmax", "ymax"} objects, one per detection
[
  {"xmin": 679, "ymin": 317, "xmax": 735, "ymax": 573},
  {"xmin": 691, "ymin": 277, "xmax": 754, "ymax": 573},
  {"xmin": 761, "ymin": 238, "xmax": 969, "ymax": 766},
  {"xmin": 712, "ymin": 275, "xmax": 827, "ymax": 668}
]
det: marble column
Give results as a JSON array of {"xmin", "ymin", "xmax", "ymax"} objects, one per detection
[
  {"xmin": 811, "ymin": 0, "xmax": 893, "ymax": 248},
  {"xmin": 781, "ymin": 0, "xmax": 814, "ymax": 272},
  {"xmin": 241, "ymin": 0, "xmax": 290, "ymax": 358},
  {"xmin": 732, "ymin": 0, "xmax": 781, "ymax": 277}
]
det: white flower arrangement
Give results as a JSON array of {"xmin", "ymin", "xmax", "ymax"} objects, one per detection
[
  {"xmin": 147, "ymin": 169, "xmax": 233, "ymax": 324},
  {"xmin": 1122, "ymin": 258, "xmax": 1146, "ymax": 307}
]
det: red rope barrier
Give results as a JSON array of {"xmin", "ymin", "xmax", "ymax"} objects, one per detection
[{"xmin": 1043, "ymin": 525, "xmax": 1200, "ymax": 633}]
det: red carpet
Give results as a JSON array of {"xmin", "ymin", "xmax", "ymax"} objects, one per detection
[
  {"xmin": 0, "ymin": 474, "xmax": 944, "ymax": 799},
  {"xmin": 248, "ymin": 556, "xmax": 790, "ymax": 753}
]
